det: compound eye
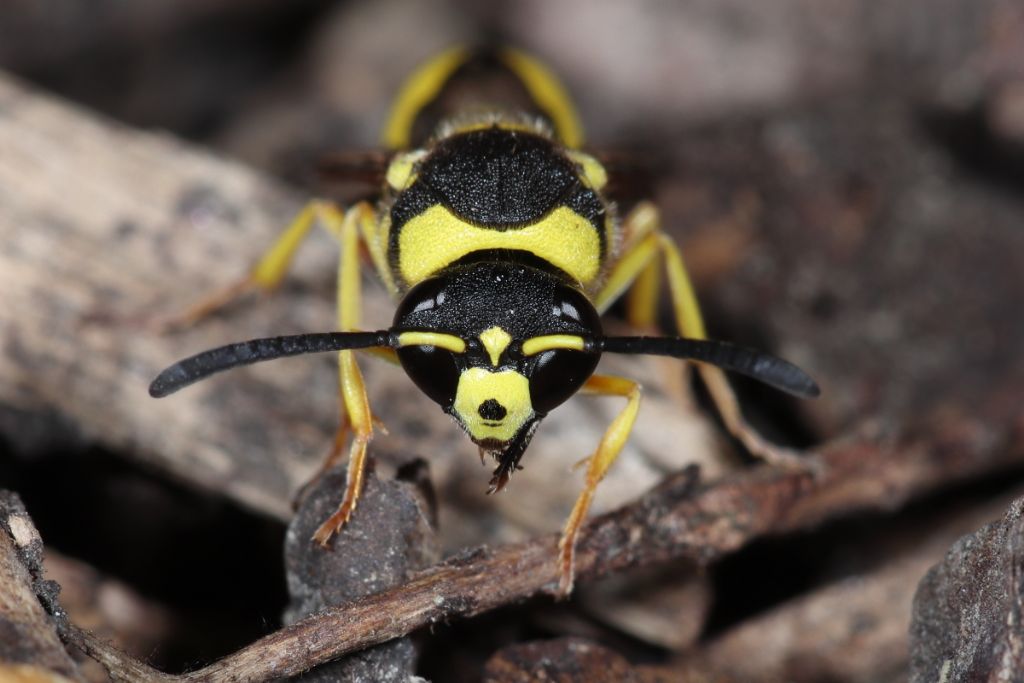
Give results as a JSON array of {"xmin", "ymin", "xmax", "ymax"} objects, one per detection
[
  {"xmin": 397, "ymin": 346, "xmax": 460, "ymax": 408},
  {"xmin": 528, "ymin": 349, "xmax": 599, "ymax": 414}
]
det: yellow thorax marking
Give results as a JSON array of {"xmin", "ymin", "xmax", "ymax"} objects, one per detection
[
  {"xmin": 386, "ymin": 150, "xmax": 428, "ymax": 190},
  {"xmin": 398, "ymin": 205, "xmax": 601, "ymax": 286},
  {"xmin": 522, "ymin": 334, "xmax": 586, "ymax": 356},
  {"xmin": 397, "ymin": 331, "xmax": 466, "ymax": 353},
  {"xmin": 479, "ymin": 327, "xmax": 513, "ymax": 366},
  {"xmin": 566, "ymin": 151, "xmax": 607, "ymax": 190}
]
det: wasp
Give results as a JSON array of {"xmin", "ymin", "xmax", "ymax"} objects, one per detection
[{"xmin": 150, "ymin": 47, "xmax": 819, "ymax": 594}]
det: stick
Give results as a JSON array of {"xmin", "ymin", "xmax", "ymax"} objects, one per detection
[{"xmin": 60, "ymin": 419, "xmax": 1022, "ymax": 682}]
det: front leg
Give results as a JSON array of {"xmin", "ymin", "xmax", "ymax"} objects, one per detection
[{"xmin": 557, "ymin": 374, "xmax": 642, "ymax": 596}]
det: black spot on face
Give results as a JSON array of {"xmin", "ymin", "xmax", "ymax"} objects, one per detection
[{"xmin": 478, "ymin": 398, "xmax": 507, "ymax": 420}]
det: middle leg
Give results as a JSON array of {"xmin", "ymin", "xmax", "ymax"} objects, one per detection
[
  {"xmin": 310, "ymin": 201, "xmax": 381, "ymax": 545},
  {"xmin": 152, "ymin": 201, "xmax": 340, "ymax": 331},
  {"xmin": 597, "ymin": 202, "xmax": 804, "ymax": 466}
]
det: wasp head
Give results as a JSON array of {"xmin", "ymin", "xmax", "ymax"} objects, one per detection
[{"xmin": 392, "ymin": 259, "xmax": 602, "ymax": 488}]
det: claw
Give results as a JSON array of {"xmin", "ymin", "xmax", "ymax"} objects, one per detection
[
  {"xmin": 311, "ymin": 503, "xmax": 354, "ymax": 546},
  {"xmin": 738, "ymin": 428, "xmax": 823, "ymax": 478},
  {"xmin": 554, "ymin": 535, "xmax": 576, "ymax": 598},
  {"xmin": 371, "ymin": 413, "xmax": 389, "ymax": 435},
  {"xmin": 570, "ymin": 454, "xmax": 591, "ymax": 472}
]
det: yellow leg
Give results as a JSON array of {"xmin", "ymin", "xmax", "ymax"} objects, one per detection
[
  {"xmin": 597, "ymin": 203, "xmax": 803, "ymax": 467},
  {"xmin": 557, "ymin": 375, "xmax": 642, "ymax": 596},
  {"xmin": 658, "ymin": 233, "xmax": 807, "ymax": 465},
  {"xmin": 594, "ymin": 202, "xmax": 660, "ymax": 314},
  {"xmin": 311, "ymin": 202, "xmax": 380, "ymax": 545},
  {"xmin": 625, "ymin": 260, "xmax": 661, "ymax": 330},
  {"xmin": 657, "ymin": 232, "xmax": 708, "ymax": 338},
  {"xmin": 153, "ymin": 201, "xmax": 339, "ymax": 330},
  {"xmin": 292, "ymin": 359, "xmax": 389, "ymax": 513}
]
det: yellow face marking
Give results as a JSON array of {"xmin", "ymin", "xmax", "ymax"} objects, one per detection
[
  {"xmin": 566, "ymin": 151, "xmax": 607, "ymax": 191},
  {"xmin": 500, "ymin": 48, "xmax": 584, "ymax": 148},
  {"xmin": 397, "ymin": 205, "xmax": 602, "ymax": 287},
  {"xmin": 385, "ymin": 150, "xmax": 428, "ymax": 190},
  {"xmin": 453, "ymin": 368, "xmax": 533, "ymax": 443},
  {"xmin": 522, "ymin": 334, "xmax": 586, "ymax": 356},
  {"xmin": 479, "ymin": 327, "xmax": 513, "ymax": 366},
  {"xmin": 397, "ymin": 331, "xmax": 466, "ymax": 354},
  {"xmin": 382, "ymin": 47, "xmax": 470, "ymax": 149}
]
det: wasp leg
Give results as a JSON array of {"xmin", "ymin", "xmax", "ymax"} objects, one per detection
[
  {"xmin": 292, "ymin": 343, "xmax": 398, "ymax": 511},
  {"xmin": 152, "ymin": 200, "xmax": 341, "ymax": 331},
  {"xmin": 311, "ymin": 201, "xmax": 382, "ymax": 545},
  {"xmin": 593, "ymin": 202, "xmax": 661, "ymax": 316},
  {"xmin": 597, "ymin": 202, "xmax": 805, "ymax": 468},
  {"xmin": 557, "ymin": 374, "xmax": 642, "ymax": 597},
  {"xmin": 616, "ymin": 202, "xmax": 664, "ymax": 329}
]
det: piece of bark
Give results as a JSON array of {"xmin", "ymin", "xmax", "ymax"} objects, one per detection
[
  {"xmin": 677, "ymin": 487, "xmax": 1024, "ymax": 683},
  {"xmin": 0, "ymin": 491, "xmax": 82, "ymax": 682},
  {"xmin": 283, "ymin": 461, "xmax": 438, "ymax": 682},
  {"xmin": 909, "ymin": 496, "xmax": 1024, "ymax": 682},
  {"xmin": 0, "ymin": 69, "xmax": 321, "ymax": 520}
]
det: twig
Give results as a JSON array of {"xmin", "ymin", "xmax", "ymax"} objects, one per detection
[
  {"xmin": 63, "ymin": 629, "xmax": 176, "ymax": 683},
  {"xmin": 61, "ymin": 417, "xmax": 1022, "ymax": 682}
]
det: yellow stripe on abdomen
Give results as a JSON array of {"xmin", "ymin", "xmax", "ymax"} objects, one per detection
[
  {"xmin": 396, "ymin": 205, "xmax": 601, "ymax": 286},
  {"xmin": 382, "ymin": 47, "xmax": 470, "ymax": 150}
]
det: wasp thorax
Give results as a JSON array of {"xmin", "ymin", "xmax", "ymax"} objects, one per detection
[{"xmin": 393, "ymin": 259, "xmax": 602, "ymax": 445}]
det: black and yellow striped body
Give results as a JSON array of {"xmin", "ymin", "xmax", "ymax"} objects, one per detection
[{"xmin": 153, "ymin": 46, "xmax": 820, "ymax": 595}]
